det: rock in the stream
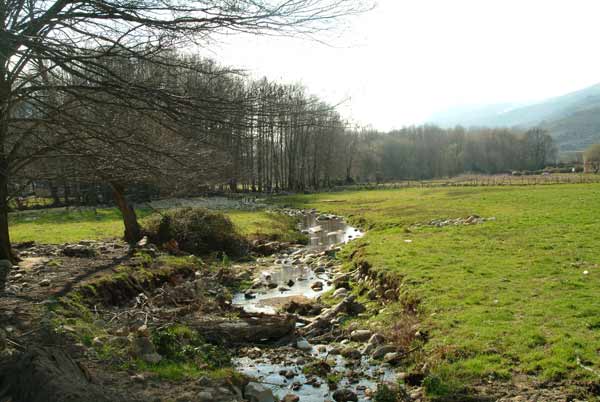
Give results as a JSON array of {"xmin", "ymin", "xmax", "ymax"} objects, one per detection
[
  {"xmin": 296, "ymin": 337, "xmax": 312, "ymax": 351},
  {"xmin": 384, "ymin": 352, "xmax": 400, "ymax": 363},
  {"xmin": 282, "ymin": 395, "xmax": 300, "ymax": 402},
  {"xmin": 368, "ymin": 333, "xmax": 385, "ymax": 345},
  {"xmin": 244, "ymin": 382, "xmax": 275, "ymax": 402},
  {"xmin": 332, "ymin": 388, "xmax": 358, "ymax": 402},
  {"xmin": 310, "ymin": 281, "xmax": 323, "ymax": 291},
  {"xmin": 279, "ymin": 369, "xmax": 296, "ymax": 379},
  {"xmin": 350, "ymin": 329, "xmax": 372, "ymax": 342},
  {"xmin": 372, "ymin": 345, "xmax": 397, "ymax": 359},
  {"xmin": 283, "ymin": 300, "xmax": 323, "ymax": 316},
  {"xmin": 340, "ymin": 347, "xmax": 362, "ymax": 360}
]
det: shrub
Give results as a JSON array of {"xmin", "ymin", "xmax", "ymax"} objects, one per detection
[
  {"xmin": 152, "ymin": 325, "xmax": 231, "ymax": 369},
  {"xmin": 373, "ymin": 384, "xmax": 398, "ymax": 402},
  {"xmin": 144, "ymin": 207, "xmax": 247, "ymax": 257}
]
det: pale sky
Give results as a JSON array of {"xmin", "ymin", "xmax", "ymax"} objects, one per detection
[{"xmin": 207, "ymin": 0, "xmax": 600, "ymax": 130}]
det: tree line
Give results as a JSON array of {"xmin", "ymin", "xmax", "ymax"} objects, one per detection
[
  {"xmin": 1, "ymin": 0, "xmax": 371, "ymax": 270},
  {"xmin": 349, "ymin": 125, "xmax": 557, "ymax": 182},
  {"xmin": 1, "ymin": 0, "xmax": 558, "ymax": 276}
]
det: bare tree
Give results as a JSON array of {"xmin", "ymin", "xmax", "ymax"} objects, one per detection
[{"xmin": 0, "ymin": 0, "xmax": 372, "ymax": 269}]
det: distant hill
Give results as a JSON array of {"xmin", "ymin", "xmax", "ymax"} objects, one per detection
[{"xmin": 428, "ymin": 84, "xmax": 600, "ymax": 151}]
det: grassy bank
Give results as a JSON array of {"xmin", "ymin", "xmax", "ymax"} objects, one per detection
[
  {"xmin": 9, "ymin": 207, "xmax": 301, "ymax": 244},
  {"xmin": 278, "ymin": 184, "xmax": 600, "ymax": 395}
]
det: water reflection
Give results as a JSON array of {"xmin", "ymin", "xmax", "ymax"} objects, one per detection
[{"xmin": 301, "ymin": 213, "xmax": 363, "ymax": 248}]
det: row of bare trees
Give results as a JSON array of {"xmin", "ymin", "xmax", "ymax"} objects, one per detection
[{"xmin": 1, "ymin": 0, "xmax": 372, "ymax": 273}]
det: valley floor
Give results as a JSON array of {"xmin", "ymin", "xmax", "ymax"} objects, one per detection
[
  {"xmin": 3, "ymin": 185, "xmax": 600, "ymax": 401},
  {"xmin": 280, "ymin": 184, "xmax": 600, "ymax": 399}
]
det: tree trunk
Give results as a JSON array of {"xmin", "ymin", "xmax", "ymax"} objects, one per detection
[
  {"xmin": 49, "ymin": 181, "xmax": 61, "ymax": 206},
  {"xmin": 0, "ymin": 164, "xmax": 14, "ymax": 263},
  {"xmin": 110, "ymin": 182, "xmax": 142, "ymax": 244},
  {"xmin": 0, "ymin": 50, "xmax": 16, "ymax": 293},
  {"xmin": 62, "ymin": 181, "xmax": 70, "ymax": 206},
  {"xmin": 188, "ymin": 313, "xmax": 296, "ymax": 344}
]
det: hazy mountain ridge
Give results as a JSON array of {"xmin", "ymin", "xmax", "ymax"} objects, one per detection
[{"xmin": 428, "ymin": 83, "xmax": 600, "ymax": 150}]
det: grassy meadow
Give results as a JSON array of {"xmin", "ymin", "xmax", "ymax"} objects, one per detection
[
  {"xmin": 280, "ymin": 184, "xmax": 600, "ymax": 394},
  {"xmin": 10, "ymin": 185, "xmax": 600, "ymax": 395},
  {"xmin": 9, "ymin": 207, "xmax": 301, "ymax": 244}
]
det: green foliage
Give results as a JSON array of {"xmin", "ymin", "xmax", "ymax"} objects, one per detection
[
  {"xmin": 423, "ymin": 374, "xmax": 461, "ymax": 398},
  {"xmin": 373, "ymin": 383, "xmax": 399, "ymax": 402},
  {"xmin": 151, "ymin": 325, "xmax": 231, "ymax": 369},
  {"xmin": 278, "ymin": 184, "xmax": 600, "ymax": 391},
  {"xmin": 143, "ymin": 207, "xmax": 248, "ymax": 257},
  {"xmin": 326, "ymin": 373, "xmax": 342, "ymax": 387}
]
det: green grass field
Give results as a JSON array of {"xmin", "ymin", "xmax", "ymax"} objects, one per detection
[
  {"xmin": 9, "ymin": 207, "xmax": 301, "ymax": 244},
  {"xmin": 10, "ymin": 186, "xmax": 600, "ymax": 396},
  {"xmin": 279, "ymin": 184, "xmax": 600, "ymax": 395}
]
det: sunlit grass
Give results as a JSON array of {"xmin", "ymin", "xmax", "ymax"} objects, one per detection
[
  {"xmin": 9, "ymin": 207, "xmax": 301, "ymax": 244},
  {"xmin": 278, "ymin": 184, "xmax": 600, "ymax": 393}
]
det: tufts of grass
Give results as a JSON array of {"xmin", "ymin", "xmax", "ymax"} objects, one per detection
[
  {"xmin": 227, "ymin": 210, "xmax": 307, "ymax": 244},
  {"xmin": 151, "ymin": 324, "xmax": 231, "ymax": 370}
]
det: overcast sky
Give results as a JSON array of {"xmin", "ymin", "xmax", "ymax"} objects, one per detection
[{"xmin": 208, "ymin": 0, "xmax": 600, "ymax": 131}]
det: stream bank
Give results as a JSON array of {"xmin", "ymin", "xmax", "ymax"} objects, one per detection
[
  {"xmin": 230, "ymin": 210, "xmax": 411, "ymax": 402},
  {"xmin": 0, "ymin": 208, "xmax": 413, "ymax": 402}
]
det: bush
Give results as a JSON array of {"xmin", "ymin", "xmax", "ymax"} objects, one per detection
[
  {"xmin": 373, "ymin": 384, "xmax": 399, "ymax": 402},
  {"xmin": 152, "ymin": 325, "xmax": 231, "ymax": 369},
  {"xmin": 144, "ymin": 207, "xmax": 247, "ymax": 257}
]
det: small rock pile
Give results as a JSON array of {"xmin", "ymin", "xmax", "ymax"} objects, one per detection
[{"xmin": 414, "ymin": 215, "xmax": 496, "ymax": 228}]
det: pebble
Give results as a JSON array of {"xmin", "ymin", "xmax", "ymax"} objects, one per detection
[
  {"xmin": 296, "ymin": 338, "xmax": 312, "ymax": 351},
  {"xmin": 350, "ymin": 329, "xmax": 372, "ymax": 342}
]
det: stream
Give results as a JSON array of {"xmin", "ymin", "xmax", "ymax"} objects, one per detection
[{"xmin": 232, "ymin": 211, "xmax": 397, "ymax": 401}]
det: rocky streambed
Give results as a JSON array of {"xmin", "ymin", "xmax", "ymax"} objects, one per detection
[
  {"xmin": 0, "ymin": 209, "xmax": 418, "ymax": 402},
  {"xmin": 230, "ymin": 211, "xmax": 410, "ymax": 402}
]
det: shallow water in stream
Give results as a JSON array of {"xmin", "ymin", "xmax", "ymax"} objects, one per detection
[
  {"xmin": 232, "ymin": 212, "xmax": 363, "ymax": 314},
  {"xmin": 232, "ymin": 212, "xmax": 396, "ymax": 401}
]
